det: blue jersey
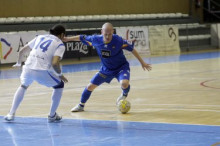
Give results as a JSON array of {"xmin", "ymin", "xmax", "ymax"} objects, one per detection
[{"xmin": 80, "ymin": 34, "xmax": 134, "ymax": 75}]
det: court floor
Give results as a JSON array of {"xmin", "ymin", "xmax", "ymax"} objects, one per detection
[{"xmin": 1, "ymin": 51, "xmax": 220, "ymax": 146}]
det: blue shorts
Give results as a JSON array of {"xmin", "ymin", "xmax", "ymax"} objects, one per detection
[{"xmin": 91, "ymin": 67, "xmax": 130, "ymax": 86}]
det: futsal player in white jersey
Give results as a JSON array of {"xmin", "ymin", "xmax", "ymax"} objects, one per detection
[{"xmin": 4, "ymin": 24, "xmax": 68, "ymax": 122}]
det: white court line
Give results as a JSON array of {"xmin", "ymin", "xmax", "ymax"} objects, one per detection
[
  {"xmin": 1, "ymin": 57, "xmax": 220, "ymax": 81},
  {"xmin": 147, "ymin": 57, "xmax": 220, "ymax": 65},
  {"xmin": 132, "ymin": 108, "xmax": 220, "ymax": 113},
  {"xmin": 2, "ymin": 103, "xmax": 220, "ymax": 108},
  {"xmin": 132, "ymin": 103, "xmax": 220, "ymax": 107}
]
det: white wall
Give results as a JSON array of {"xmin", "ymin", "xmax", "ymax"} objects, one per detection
[{"xmin": 211, "ymin": 24, "xmax": 220, "ymax": 48}]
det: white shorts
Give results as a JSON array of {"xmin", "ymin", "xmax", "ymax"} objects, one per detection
[{"xmin": 20, "ymin": 66, "xmax": 61, "ymax": 87}]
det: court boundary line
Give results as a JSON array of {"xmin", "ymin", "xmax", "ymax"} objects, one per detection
[
  {"xmin": 200, "ymin": 79, "xmax": 220, "ymax": 89},
  {"xmin": 1, "ymin": 51, "xmax": 220, "ymax": 80}
]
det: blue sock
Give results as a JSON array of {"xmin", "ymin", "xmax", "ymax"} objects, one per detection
[
  {"xmin": 80, "ymin": 88, "xmax": 92, "ymax": 107},
  {"xmin": 122, "ymin": 85, "xmax": 130, "ymax": 97}
]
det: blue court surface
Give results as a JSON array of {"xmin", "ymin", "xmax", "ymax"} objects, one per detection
[
  {"xmin": 1, "ymin": 51, "xmax": 220, "ymax": 146},
  {"xmin": 1, "ymin": 116, "xmax": 220, "ymax": 146}
]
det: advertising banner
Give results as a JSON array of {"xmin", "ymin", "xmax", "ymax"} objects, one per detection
[
  {"xmin": 116, "ymin": 26, "xmax": 150, "ymax": 54},
  {"xmin": 64, "ymin": 30, "xmax": 100, "ymax": 59},
  {"xmin": 0, "ymin": 34, "xmax": 19, "ymax": 64},
  {"xmin": 0, "ymin": 29, "xmax": 100, "ymax": 64},
  {"xmin": 218, "ymin": 24, "xmax": 220, "ymax": 48},
  {"xmin": 211, "ymin": 24, "xmax": 220, "ymax": 47},
  {"xmin": 0, "ymin": 31, "xmax": 47, "ymax": 64},
  {"xmin": 149, "ymin": 25, "xmax": 180, "ymax": 55}
]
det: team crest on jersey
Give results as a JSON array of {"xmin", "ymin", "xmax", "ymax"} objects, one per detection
[
  {"xmin": 101, "ymin": 50, "xmax": 111, "ymax": 58},
  {"xmin": 112, "ymin": 46, "xmax": 115, "ymax": 49}
]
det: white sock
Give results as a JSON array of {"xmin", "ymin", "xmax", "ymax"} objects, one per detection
[
  {"xmin": 49, "ymin": 88, "xmax": 63, "ymax": 117},
  {"xmin": 9, "ymin": 86, "xmax": 26, "ymax": 115}
]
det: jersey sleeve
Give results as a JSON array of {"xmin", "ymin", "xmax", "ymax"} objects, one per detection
[
  {"xmin": 121, "ymin": 39, "xmax": 134, "ymax": 52},
  {"xmin": 54, "ymin": 43, "xmax": 65, "ymax": 59},
  {"xmin": 27, "ymin": 37, "xmax": 37, "ymax": 49},
  {"xmin": 79, "ymin": 35, "xmax": 94, "ymax": 46}
]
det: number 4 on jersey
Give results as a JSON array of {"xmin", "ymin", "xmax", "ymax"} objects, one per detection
[
  {"xmin": 40, "ymin": 40, "xmax": 52, "ymax": 52},
  {"xmin": 34, "ymin": 37, "xmax": 52, "ymax": 52}
]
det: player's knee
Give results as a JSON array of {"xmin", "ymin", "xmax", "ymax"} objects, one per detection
[
  {"xmin": 53, "ymin": 81, "xmax": 64, "ymax": 89},
  {"xmin": 87, "ymin": 83, "xmax": 97, "ymax": 91},
  {"xmin": 21, "ymin": 84, "xmax": 28, "ymax": 89},
  {"xmin": 121, "ymin": 82, "xmax": 129, "ymax": 89}
]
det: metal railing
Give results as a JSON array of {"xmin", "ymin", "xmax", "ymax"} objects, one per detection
[
  {"xmin": 190, "ymin": 0, "xmax": 220, "ymax": 22},
  {"xmin": 208, "ymin": 0, "xmax": 220, "ymax": 13},
  {"xmin": 203, "ymin": 0, "xmax": 220, "ymax": 21}
]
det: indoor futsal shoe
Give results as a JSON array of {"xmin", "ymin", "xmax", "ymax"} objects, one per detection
[
  {"xmin": 71, "ymin": 104, "xmax": 84, "ymax": 112},
  {"xmin": 4, "ymin": 113, "xmax": 15, "ymax": 121},
  {"xmin": 48, "ymin": 112, "xmax": 62, "ymax": 122},
  {"xmin": 117, "ymin": 94, "xmax": 127, "ymax": 104}
]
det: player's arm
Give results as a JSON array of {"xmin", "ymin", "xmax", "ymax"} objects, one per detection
[
  {"xmin": 13, "ymin": 44, "xmax": 31, "ymax": 67},
  {"xmin": 13, "ymin": 37, "xmax": 38, "ymax": 67},
  {"xmin": 52, "ymin": 56, "xmax": 68, "ymax": 83},
  {"xmin": 131, "ymin": 49, "xmax": 152, "ymax": 71},
  {"xmin": 63, "ymin": 35, "xmax": 80, "ymax": 42},
  {"xmin": 121, "ymin": 38, "xmax": 151, "ymax": 71},
  {"xmin": 63, "ymin": 35, "xmax": 93, "ymax": 46}
]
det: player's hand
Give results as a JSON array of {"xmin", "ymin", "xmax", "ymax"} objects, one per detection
[
  {"xmin": 59, "ymin": 75, "xmax": 68, "ymax": 83},
  {"xmin": 141, "ymin": 62, "xmax": 152, "ymax": 71},
  {"xmin": 12, "ymin": 62, "xmax": 21, "ymax": 68}
]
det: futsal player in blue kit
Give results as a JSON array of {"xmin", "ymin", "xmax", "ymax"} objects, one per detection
[{"xmin": 64, "ymin": 23, "xmax": 152, "ymax": 112}]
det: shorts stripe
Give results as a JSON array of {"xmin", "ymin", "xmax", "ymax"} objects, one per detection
[{"xmin": 47, "ymin": 71, "xmax": 60, "ymax": 84}]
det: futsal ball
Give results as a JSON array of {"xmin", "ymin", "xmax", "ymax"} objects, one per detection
[{"xmin": 117, "ymin": 99, "xmax": 131, "ymax": 114}]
